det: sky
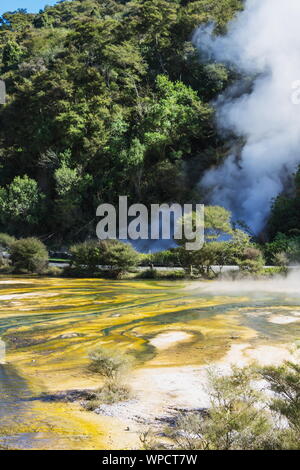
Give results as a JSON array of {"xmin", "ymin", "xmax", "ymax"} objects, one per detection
[{"xmin": 0, "ymin": 1, "xmax": 59, "ymax": 15}]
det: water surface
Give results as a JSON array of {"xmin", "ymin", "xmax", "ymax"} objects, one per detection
[{"xmin": 0, "ymin": 276, "xmax": 299, "ymax": 449}]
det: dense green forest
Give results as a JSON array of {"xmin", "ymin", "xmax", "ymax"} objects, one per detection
[
  {"xmin": 0, "ymin": 0, "xmax": 243, "ymax": 245},
  {"xmin": 0, "ymin": 0, "xmax": 298, "ymax": 251}
]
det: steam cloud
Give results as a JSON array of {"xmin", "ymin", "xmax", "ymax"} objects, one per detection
[{"xmin": 193, "ymin": 0, "xmax": 300, "ymax": 234}]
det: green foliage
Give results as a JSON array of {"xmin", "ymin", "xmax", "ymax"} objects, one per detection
[
  {"xmin": 142, "ymin": 359, "xmax": 300, "ymax": 450},
  {"xmin": 144, "ymin": 249, "xmax": 181, "ymax": 267},
  {"xmin": 10, "ymin": 237, "xmax": 48, "ymax": 273},
  {"xmin": 100, "ymin": 240, "xmax": 140, "ymax": 275},
  {"xmin": 54, "ymin": 164, "xmax": 93, "ymax": 236},
  {"xmin": 0, "ymin": 232, "xmax": 16, "ymax": 249},
  {"xmin": 86, "ymin": 345, "xmax": 134, "ymax": 410},
  {"xmin": 260, "ymin": 361, "xmax": 300, "ymax": 435},
  {"xmin": 269, "ymin": 166, "xmax": 300, "ymax": 242},
  {"xmin": 69, "ymin": 240, "xmax": 101, "ymax": 272},
  {"xmin": 0, "ymin": 176, "xmax": 44, "ymax": 236},
  {"xmin": 176, "ymin": 207, "xmax": 260, "ymax": 277},
  {"xmin": 2, "ymin": 40, "xmax": 24, "ymax": 68},
  {"xmin": 264, "ymin": 233, "xmax": 300, "ymax": 265},
  {"xmin": 0, "ymin": 0, "xmax": 242, "ymax": 242},
  {"xmin": 204, "ymin": 206, "xmax": 233, "ymax": 240},
  {"xmin": 70, "ymin": 239, "xmax": 140, "ymax": 275},
  {"xmin": 144, "ymin": 366, "xmax": 280, "ymax": 450},
  {"xmin": 83, "ymin": 383, "xmax": 132, "ymax": 410},
  {"xmin": 89, "ymin": 346, "xmax": 133, "ymax": 381},
  {"xmin": 236, "ymin": 246, "xmax": 265, "ymax": 274}
]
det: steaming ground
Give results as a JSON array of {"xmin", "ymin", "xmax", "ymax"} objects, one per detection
[
  {"xmin": 194, "ymin": 0, "xmax": 300, "ymax": 233},
  {"xmin": 186, "ymin": 268, "xmax": 300, "ymax": 295}
]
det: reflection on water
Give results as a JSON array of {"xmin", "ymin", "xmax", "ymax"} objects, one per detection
[
  {"xmin": 0, "ymin": 276, "xmax": 300, "ymax": 449},
  {"xmin": 0, "ymin": 364, "xmax": 36, "ymax": 449},
  {"xmin": 0, "ymin": 364, "xmax": 30, "ymax": 418}
]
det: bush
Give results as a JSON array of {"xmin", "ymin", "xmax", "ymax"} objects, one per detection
[
  {"xmin": 138, "ymin": 268, "xmax": 185, "ymax": 280},
  {"xmin": 70, "ymin": 239, "xmax": 140, "ymax": 276},
  {"xmin": 70, "ymin": 240, "xmax": 101, "ymax": 273},
  {"xmin": 143, "ymin": 249, "xmax": 181, "ymax": 267},
  {"xmin": 0, "ymin": 233, "xmax": 16, "ymax": 250},
  {"xmin": 143, "ymin": 361, "xmax": 300, "ymax": 450},
  {"xmin": 263, "ymin": 233, "xmax": 300, "ymax": 265},
  {"xmin": 45, "ymin": 265, "xmax": 63, "ymax": 277},
  {"xmin": 0, "ymin": 175, "xmax": 45, "ymax": 235},
  {"xmin": 85, "ymin": 346, "xmax": 134, "ymax": 411},
  {"xmin": 272, "ymin": 251, "xmax": 289, "ymax": 267},
  {"xmin": 138, "ymin": 268, "xmax": 159, "ymax": 279},
  {"xmin": 146, "ymin": 366, "xmax": 278, "ymax": 450},
  {"xmin": 88, "ymin": 346, "xmax": 133, "ymax": 381},
  {"xmin": 100, "ymin": 240, "xmax": 140, "ymax": 276},
  {"xmin": 236, "ymin": 246, "xmax": 265, "ymax": 274},
  {"xmin": 10, "ymin": 237, "xmax": 48, "ymax": 273},
  {"xmin": 83, "ymin": 383, "xmax": 132, "ymax": 410},
  {"xmin": 260, "ymin": 361, "xmax": 300, "ymax": 436},
  {"xmin": 0, "ymin": 255, "xmax": 11, "ymax": 273}
]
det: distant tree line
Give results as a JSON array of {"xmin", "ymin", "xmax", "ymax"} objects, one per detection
[{"xmin": 0, "ymin": 1, "xmax": 298, "ymax": 256}]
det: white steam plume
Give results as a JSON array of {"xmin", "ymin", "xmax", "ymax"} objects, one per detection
[{"xmin": 193, "ymin": 0, "xmax": 300, "ymax": 234}]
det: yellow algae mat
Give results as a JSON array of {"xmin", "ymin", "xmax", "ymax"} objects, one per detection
[{"xmin": 0, "ymin": 277, "xmax": 300, "ymax": 449}]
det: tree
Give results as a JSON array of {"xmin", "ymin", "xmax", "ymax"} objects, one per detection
[
  {"xmin": 204, "ymin": 206, "xmax": 233, "ymax": 240},
  {"xmin": 0, "ymin": 176, "xmax": 44, "ymax": 235},
  {"xmin": 142, "ymin": 75, "xmax": 212, "ymax": 160},
  {"xmin": 0, "ymin": 0, "xmax": 243, "ymax": 243},
  {"xmin": 237, "ymin": 246, "xmax": 265, "ymax": 274},
  {"xmin": 70, "ymin": 239, "xmax": 140, "ymax": 275},
  {"xmin": 264, "ymin": 233, "xmax": 300, "ymax": 265},
  {"xmin": 2, "ymin": 40, "xmax": 24, "ymax": 68},
  {"xmin": 177, "ymin": 206, "xmax": 234, "ymax": 277},
  {"xmin": 260, "ymin": 361, "xmax": 300, "ymax": 436},
  {"xmin": 54, "ymin": 164, "xmax": 93, "ymax": 236},
  {"xmin": 10, "ymin": 237, "xmax": 48, "ymax": 273}
]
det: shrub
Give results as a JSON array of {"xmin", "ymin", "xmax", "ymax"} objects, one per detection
[
  {"xmin": 0, "ymin": 255, "xmax": 11, "ymax": 272},
  {"xmin": 45, "ymin": 265, "xmax": 63, "ymax": 277},
  {"xmin": 0, "ymin": 233, "xmax": 16, "ymax": 250},
  {"xmin": 88, "ymin": 346, "xmax": 133, "ymax": 381},
  {"xmin": 85, "ymin": 346, "xmax": 134, "ymax": 411},
  {"xmin": 146, "ymin": 366, "xmax": 278, "ymax": 450},
  {"xmin": 10, "ymin": 237, "xmax": 48, "ymax": 273},
  {"xmin": 236, "ymin": 246, "xmax": 265, "ymax": 274},
  {"xmin": 260, "ymin": 361, "xmax": 300, "ymax": 435},
  {"xmin": 143, "ymin": 249, "xmax": 181, "ymax": 267},
  {"xmin": 143, "ymin": 362, "xmax": 300, "ymax": 450},
  {"xmin": 83, "ymin": 383, "xmax": 132, "ymax": 411},
  {"xmin": 69, "ymin": 240, "xmax": 101, "ymax": 273},
  {"xmin": 138, "ymin": 268, "xmax": 159, "ymax": 279},
  {"xmin": 70, "ymin": 239, "xmax": 140, "ymax": 276},
  {"xmin": 0, "ymin": 175, "xmax": 45, "ymax": 235},
  {"xmin": 138, "ymin": 268, "xmax": 185, "ymax": 280},
  {"xmin": 100, "ymin": 240, "xmax": 140, "ymax": 276},
  {"xmin": 272, "ymin": 251, "xmax": 289, "ymax": 267}
]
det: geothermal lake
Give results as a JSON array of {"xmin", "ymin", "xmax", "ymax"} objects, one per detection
[{"xmin": 0, "ymin": 276, "xmax": 300, "ymax": 449}]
